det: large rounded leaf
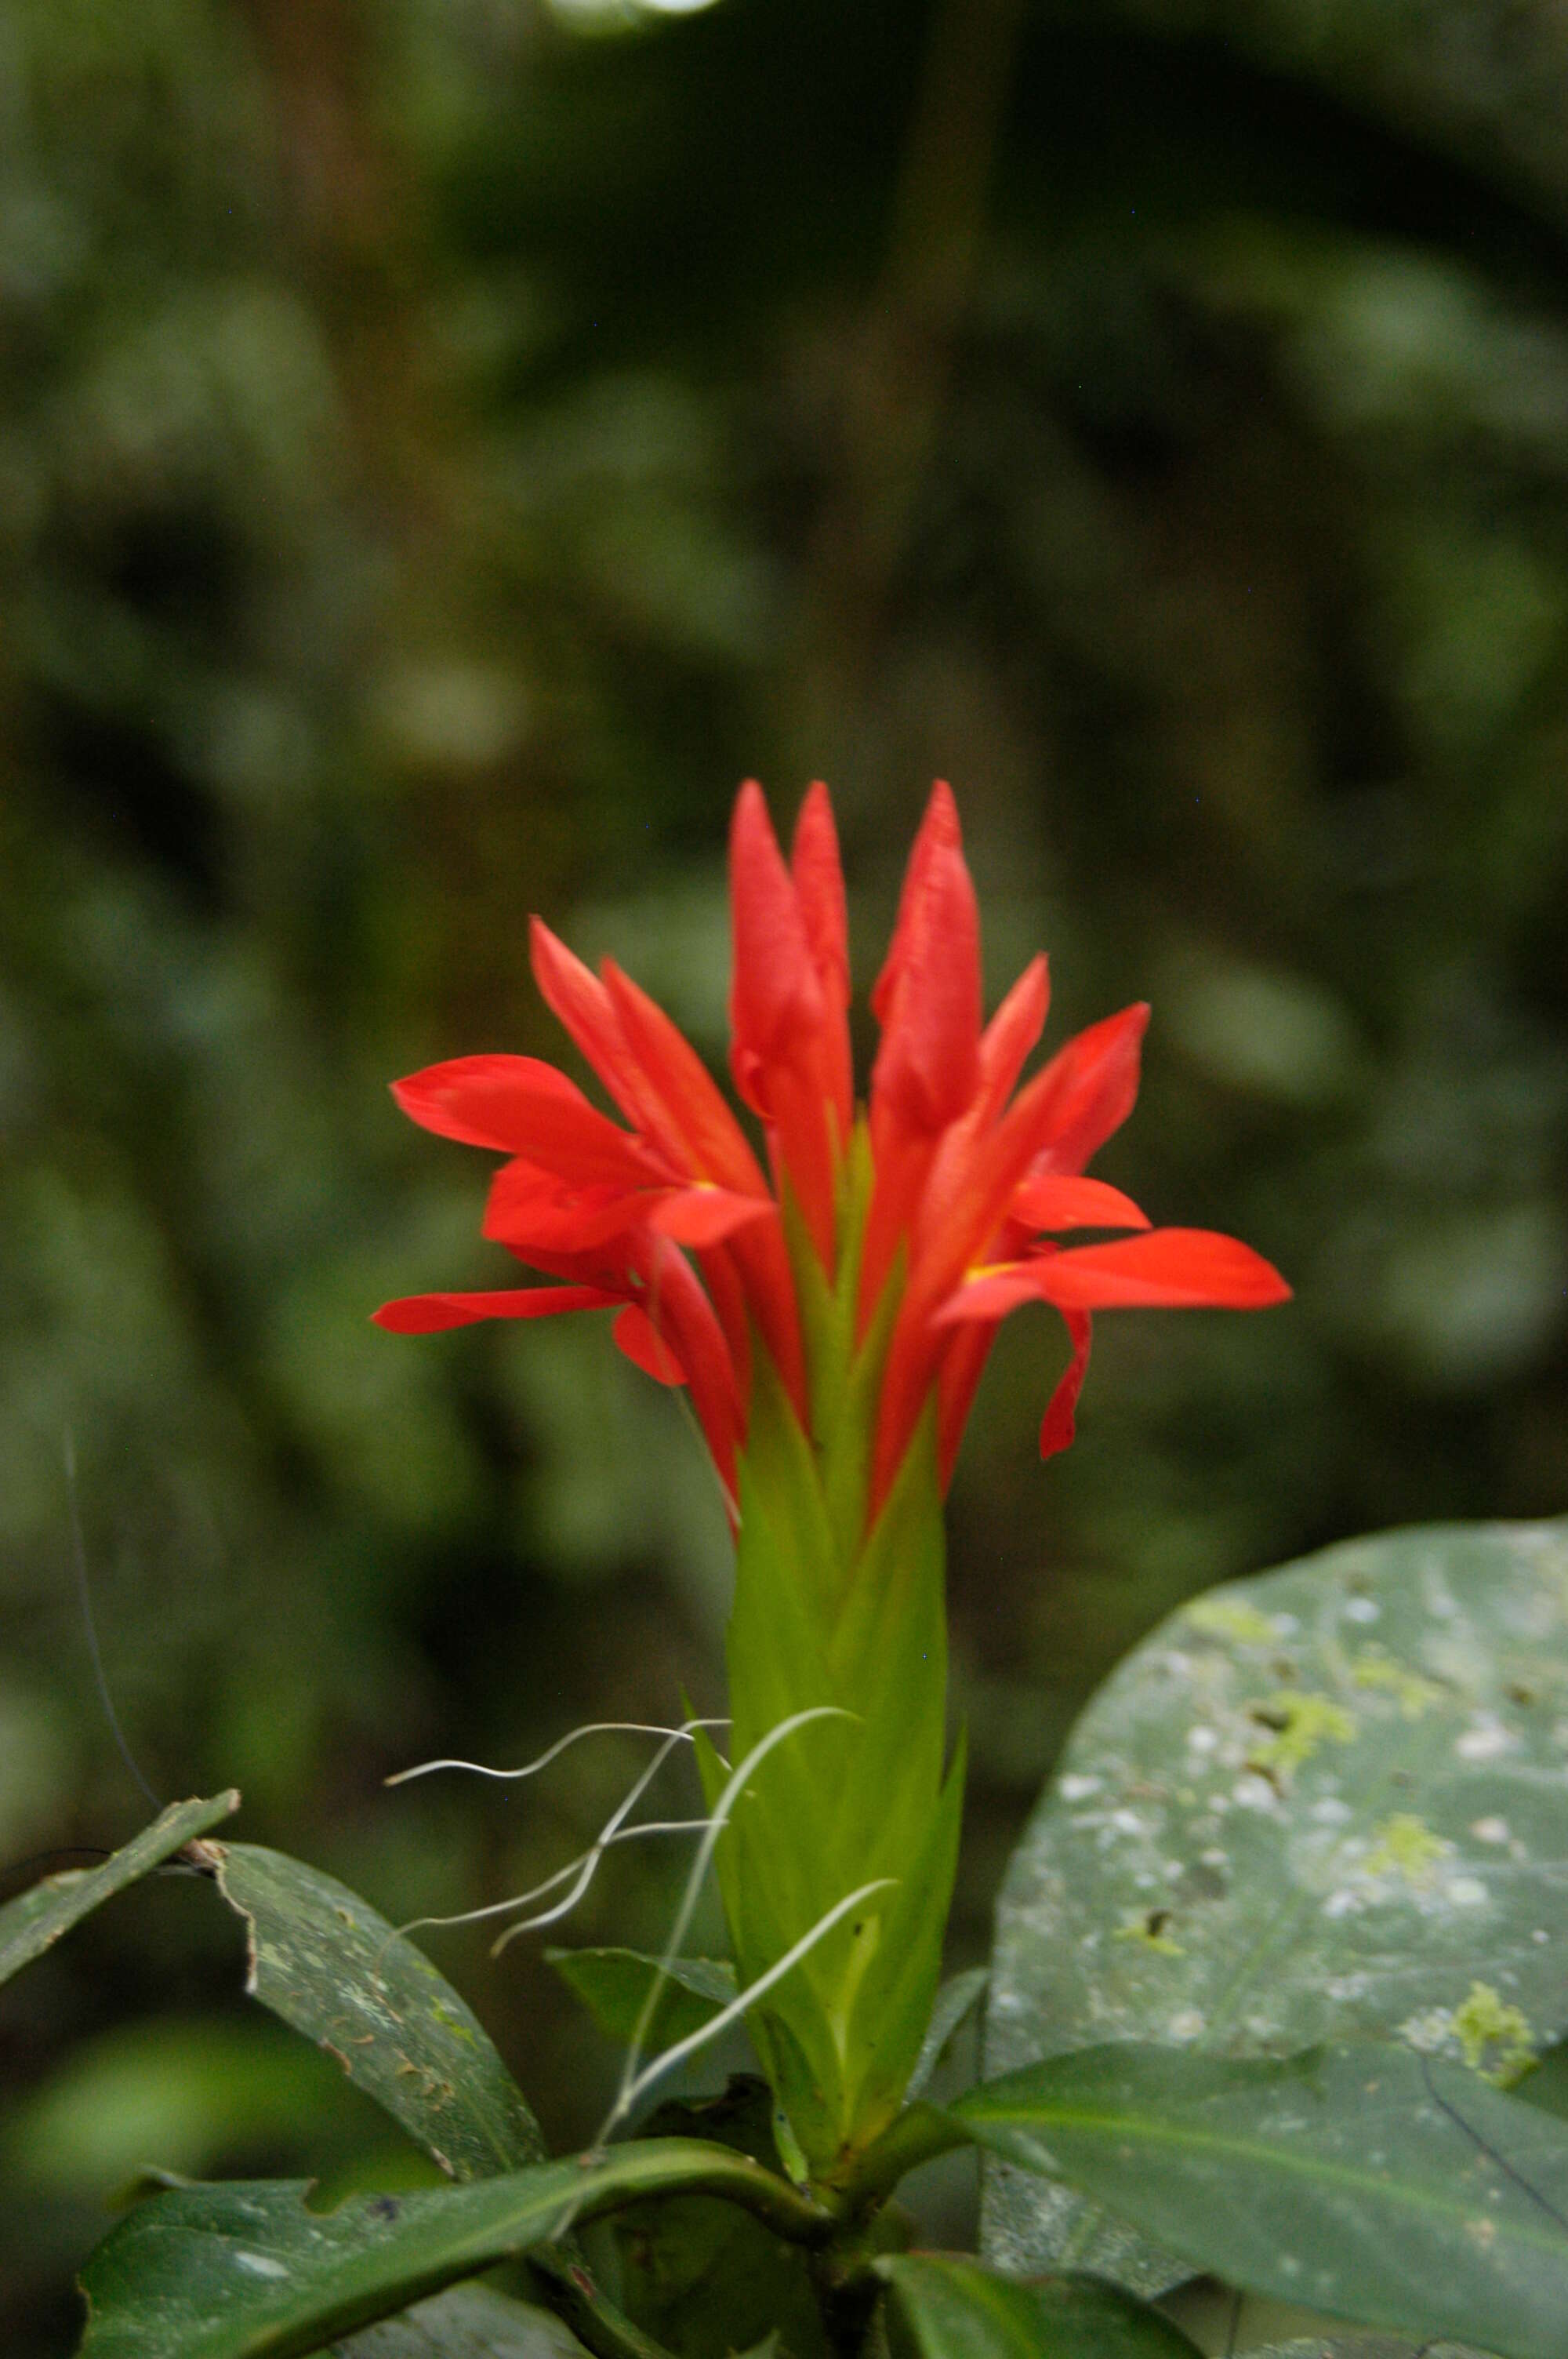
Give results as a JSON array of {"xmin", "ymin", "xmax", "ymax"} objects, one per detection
[{"xmin": 982, "ymin": 1520, "xmax": 1568, "ymax": 2287}]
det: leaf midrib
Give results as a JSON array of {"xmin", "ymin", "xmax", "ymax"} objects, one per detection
[{"xmin": 964, "ymin": 2096, "xmax": 1568, "ymax": 2259}]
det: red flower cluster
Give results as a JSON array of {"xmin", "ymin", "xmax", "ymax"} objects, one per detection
[{"xmin": 376, "ymin": 783, "xmax": 1288, "ymax": 1524}]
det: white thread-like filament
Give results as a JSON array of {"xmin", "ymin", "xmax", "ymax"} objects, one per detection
[
  {"xmin": 385, "ymin": 1717, "xmax": 729, "ymax": 1789},
  {"xmin": 615, "ymin": 1874, "xmax": 896, "ymax": 2121},
  {"xmin": 608, "ymin": 1704, "xmax": 855, "ymax": 2133}
]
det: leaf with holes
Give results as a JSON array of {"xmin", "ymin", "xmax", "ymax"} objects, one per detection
[
  {"xmin": 958, "ymin": 2040, "xmax": 1568, "ymax": 2359},
  {"xmin": 982, "ymin": 1519, "xmax": 1568, "ymax": 2288},
  {"xmin": 211, "ymin": 1844, "xmax": 543, "ymax": 2181},
  {"xmin": 0, "ymin": 1793, "xmax": 239, "ymax": 1989}
]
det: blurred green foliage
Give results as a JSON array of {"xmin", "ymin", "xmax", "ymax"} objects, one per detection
[{"xmin": 1, "ymin": 0, "xmax": 1566, "ymax": 2348}]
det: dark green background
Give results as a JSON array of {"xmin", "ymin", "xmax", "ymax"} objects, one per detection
[{"xmin": 2, "ymin": 0, "xmax": 1566, "ymax": 2348}]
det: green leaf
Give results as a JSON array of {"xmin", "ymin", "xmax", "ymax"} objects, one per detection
[
  {"xmin": 609, "ymin": 2081, "xmax": 829, "ymax": 2359},
  {"xmin": 1156, "ymin": 2277, "xmax": 1478, "ymax": 2359},
  {"xmin": 956, "ymin": 2039, "xmax": 1568, "ymax": 2359},
  {"xmin": 325, "ymin": 2281, "xmax": 591, "ymax": 2355},
  {"xmin": 879, "ymin": 2254, "xmax": 1203, "ymax": 2359},
  {"xmin": 546, "ymin": 1946, "xmax": 735, "ymax": 2052},
  {"xmin": 982, "ymin": 1518, "xmax": 1568, "ymax": 2288},
  {"xmin": 907, "ymin": 1968, "xmax": 990, "ymax": 2101},
  {"xmin": 1235, "ymin": 2346, "xmax": 1465, "ymax": 2359},
  {"xmin": 212, "ymin": 1843, "xmax": 544, "ymax": 2180},
  {"xmin": 0, "ymin": 1792, "xmax": 239, "ymax": 1988},
  {"xmin": 78, "ymin": 2138, "xmax": 832, "ymax": 2359}
]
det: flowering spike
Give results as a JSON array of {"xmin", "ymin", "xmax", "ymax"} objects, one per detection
[{"xmin": 378, "ymin": 775, "xmax": 1290, "ymax": 2180}]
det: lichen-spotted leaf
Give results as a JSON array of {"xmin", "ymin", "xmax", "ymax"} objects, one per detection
[
  {"xmin": 212, "ymin": 1844, "xmax": 543, "ymax": 2181},
  {"xmin": 982, "ymin": 1519, "xmax": 1568, "ymax": 2288}
]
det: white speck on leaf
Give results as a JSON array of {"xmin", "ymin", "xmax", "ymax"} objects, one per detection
[
  {"xmin": 1232, "ymin": 1773, "xmax": 1279, "ymax": 1812},
  {"xmin": 1457, "ymin": 1719, "xmax": 1515, "ymax": 1761}
]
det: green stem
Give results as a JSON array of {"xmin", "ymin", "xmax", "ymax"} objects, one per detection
[
  {"xmin": 830, "ymin": 2103, "xmax": 972, "ymax": 2214},
  {"xmin": 573, "ymin": 2140, "xmax": 842, "ymax": 2247}
]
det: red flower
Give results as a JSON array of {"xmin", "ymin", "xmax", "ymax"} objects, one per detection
[{"xmin": 376, "ymin": 782, "xmax": 1289, "ymax": 1526}]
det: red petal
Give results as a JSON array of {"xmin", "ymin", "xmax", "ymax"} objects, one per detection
[
  {"xmin": 391, "ymin": 1056, "xmax": 587, "ymax": 1154},
  {"xmin": 869, "ymin": 781, "xmax": 982, "ymax": 1134},
  {"xmin": 372, "ymin": 1285, "xmax": 621, "ymax": 1333},
  {"xmin": 1034, "ymin": 1229, "xmax": 1292, "ymax": 1310},
  {"xmin": 642, "ymin": 1238, "xmax": 746, "ymax": 1503},
  {"xmin": 729, "ymin": 780, "xmax": 824, "ymax": 1107},
  {"xmin": 933, "ymin": 1265, "xmax": 1056, "ymax": 1324},
  {"xmin": 935, "ymin": 1317, "xmax": 1001, "ymax": 1492},
  {"xmin": 791, "ymin": 782, "xmax": 850, "ymax": 1009},
  {"xmin": 613, "ymin": 1303, "xmax": 686, "ymax": 1384},
  {"xmin": 906, "ymin": 1001, "xmax": 1154, "ymax": 1319},
  {"xmin": 482, "ymin": 1161, "xmax": 644, "ymax": 1255},
  {"xmin": 1011, "ymin": 1174, "xmax": 1150, "ymax": 1234},
  {"xmin": 1040, "ymin": 1310, "xmax": 1093, "ymax": 1458},
  {"xmin": 975, "ymin": 955, "xmax": 1049, "ymax": 1121},
  {"xmin": 649, "ymin": 1186, "xmax": 774, "ymax": 1247},
  {"xmin": 529, "ymin": 920, "xmax": 655, "ymax": 1136},
  {"xmin": 601, "ymin": 959, "xmax": 769, "ymax": 1198},
  {"xmin": 1023, "ymin": 1002, "xmax": 1149, "ymax": 1177},
  {"xmin": 728, "ymin": 781, "xmax": 851, "ymax": 1270}
]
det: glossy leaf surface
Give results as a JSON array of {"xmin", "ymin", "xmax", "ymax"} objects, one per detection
[
  {"xmin": 958, "ymin": 2040, "xmax": 1568, "ymax": 2358},
  {"xmin": 78, "ymin": 2139, "xmax": 829, "ymax": 2359},
  {"xmin": 983, "ymin": 1520, "xmax": 1568, "ymax": 2287}
]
